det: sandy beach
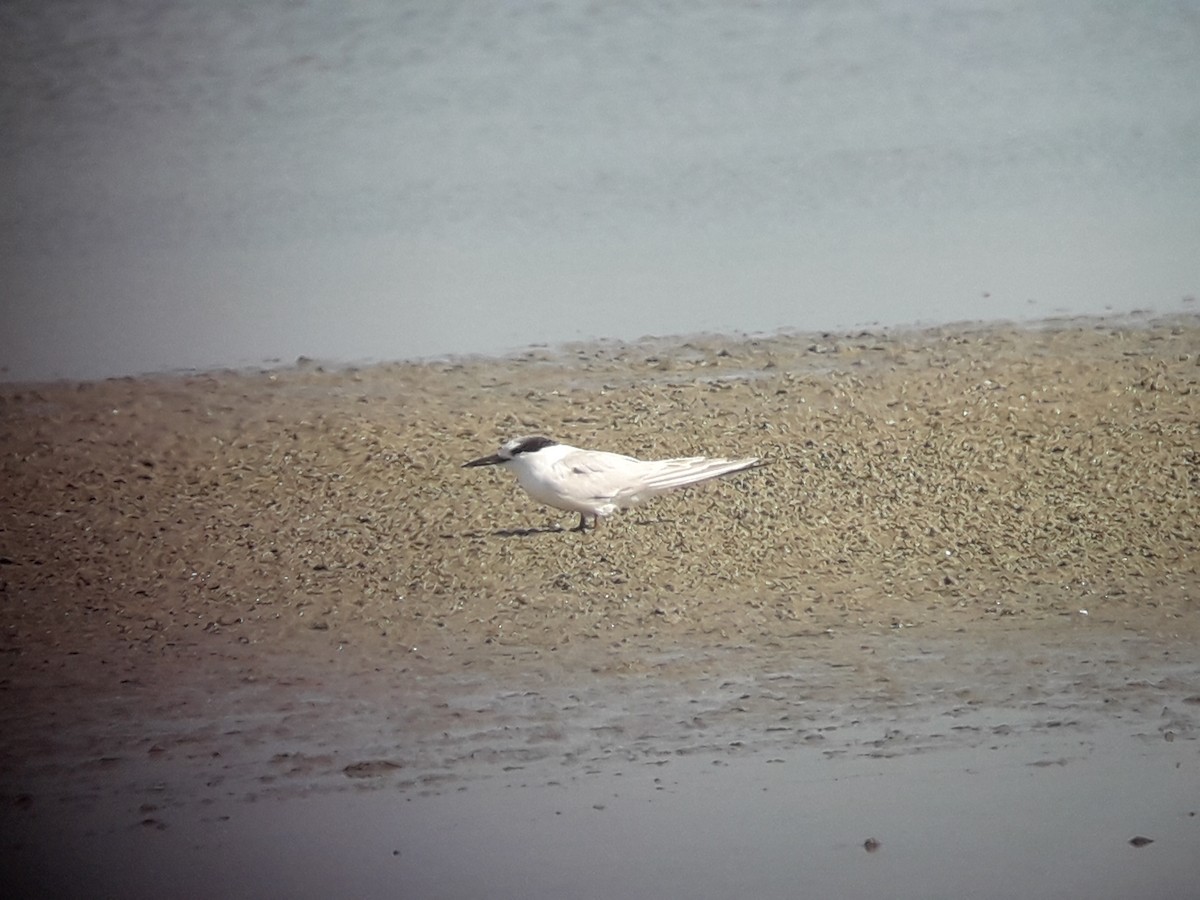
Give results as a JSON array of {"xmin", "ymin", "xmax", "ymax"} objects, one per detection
[{"xmin": 2, "ymin": 314, "xmax": 1198, "ymax": 898}]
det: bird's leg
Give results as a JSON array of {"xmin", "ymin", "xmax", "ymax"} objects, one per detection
[{"xmin": 572, "ymin": 513, "xmax": 589, "ymax": 533}]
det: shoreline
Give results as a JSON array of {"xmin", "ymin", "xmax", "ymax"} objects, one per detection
[
  {"xmin": 2, "ymin": 306, "xmax": 1194, "ymax": 389},
  {"xmin": 2, "ymin": 312, "xmax": 1196, "ymax": 653},
  {"xmin": 4, "ymin": 312, "xmax": 1195, "ymax": 649}
]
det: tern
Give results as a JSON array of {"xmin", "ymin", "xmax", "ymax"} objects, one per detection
[{"xmin": 463, "ymin": 435, "xmax": 763, "ymax": 532}]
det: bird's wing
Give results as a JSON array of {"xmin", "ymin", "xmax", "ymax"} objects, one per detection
[
  {"xmin": 613, "ymin": 455, "xmax": 761, "ymax": 506},
  {"xmin": 550, "ymin": 448, "xmax": 647, "ymax": 503},
  {"xmin": 551, "ymin": 449, "xmax": 761, "ymax": 510},
  {"xmin": 635, "ymin": 456, "xmax": 761, "ymax": 492}
]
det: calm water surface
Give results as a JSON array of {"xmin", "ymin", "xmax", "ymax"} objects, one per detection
[{"xmin": 2, "ymin": 0, "xmax": 1198, "ymax": 380}]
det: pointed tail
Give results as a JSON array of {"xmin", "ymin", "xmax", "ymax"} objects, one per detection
[{"xmin": 633, "ymin": 455, "xmax": 765, "ymax": 496}]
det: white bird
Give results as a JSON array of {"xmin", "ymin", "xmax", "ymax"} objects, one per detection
[{"xmin": 463, "ymin": 435, "xmax": 764, "ymax": 532}]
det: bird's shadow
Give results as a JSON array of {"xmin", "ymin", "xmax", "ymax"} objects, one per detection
[
  {"xmin": 493, "ymin": 525, "xmax": 568, "ymax": 537},
  {"xmin": 456, "ymin": 517, "xmax": 678, "ymax": 539},
  {"xmin": 630, "ymin": 516, "xmax": 675, "ymax": 527},
  {"xmin": 448, "ymin": 524, "xmax": 568, "ymax": 539}
]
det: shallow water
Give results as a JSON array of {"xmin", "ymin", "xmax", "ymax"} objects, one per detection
[
  {"xmin": 2, "ymin": 0, "xmax": 1198, "ymax": 380},
  {"xmin": 4, "ymin": 627, "xmax": 1198, "ymax": 899},
  {"xmin": 9, "ymin": 735, "xmax": 1198, "ymax": 900}
]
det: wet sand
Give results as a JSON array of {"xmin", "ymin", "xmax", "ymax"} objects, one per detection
[{"xmin": 2, "ymin": 314, "xmax": 1198, "ymax": 897}]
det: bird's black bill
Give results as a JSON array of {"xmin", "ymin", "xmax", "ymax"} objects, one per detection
[{"xmin": 463, "ymin": 453, "xmax": 505, "ymax": 468}]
